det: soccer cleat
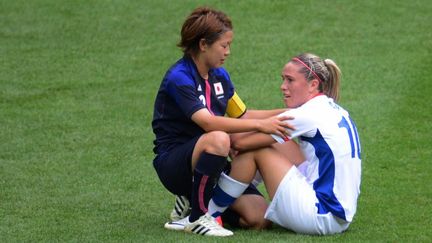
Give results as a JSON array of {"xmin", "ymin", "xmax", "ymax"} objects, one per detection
[
  {"xmin": 170, "ymin": 195, "xmax": 191, "ymax": 221},
  {"xmin": 184, "ymin": 213, "xmax": 233, "ymax": 237},
  {"xmin": 164, "ymin": 216, "xmax": 189, "ymax": 231},
  {"xmin": 215, "ymin": 216, "xmax": 223, "ymax": 226}
]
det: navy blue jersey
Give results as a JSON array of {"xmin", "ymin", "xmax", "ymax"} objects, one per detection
[{"xmin": 152, "ymin": 56, "xmax": 241, "ymax": 155}]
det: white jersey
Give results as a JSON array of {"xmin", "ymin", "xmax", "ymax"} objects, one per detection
[{"xmin": 272, "ymin": 95, "xmax": 361, "ymax": 222}]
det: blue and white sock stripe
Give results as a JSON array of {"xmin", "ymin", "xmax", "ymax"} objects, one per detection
[
  {"xmin": 208, "ymin": 199, "xmax": 227, "ymax": 218},
  {"xmin": 212, "ymin": 184, "xmax": 237, "ymax": 206},
  {"xmin": 208, "ymin": 173, "xmax": 249, "ymax": 217},
  {"xmin": 217, "ymin": 172, "xmax": 248, "ymax": 199}
]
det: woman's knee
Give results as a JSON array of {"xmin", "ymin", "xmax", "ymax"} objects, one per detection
[
  {"xmin": 199, "ymin": 131, "xmax": 231, "ymax": 155},
  {"xmin": 240, "ymin": 214, "xmax": 271, "ymax": 230},
  {"xmin": 232, "ymin": 194, "xmax": 270, "ymax": 230}
]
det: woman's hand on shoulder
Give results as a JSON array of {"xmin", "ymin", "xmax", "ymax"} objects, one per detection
[{"xmin": 257, "ymin": 115, "xmax": 295, "ymax": 138}]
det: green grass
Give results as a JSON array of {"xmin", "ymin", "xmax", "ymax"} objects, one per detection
[{"xmin": 1, "ymin": 0, "xmax": 431, "ymax": 242}]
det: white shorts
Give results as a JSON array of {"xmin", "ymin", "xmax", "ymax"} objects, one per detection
[{"xmin": 264, "ymin": 166, "xmax": 350, "ymax": 235}]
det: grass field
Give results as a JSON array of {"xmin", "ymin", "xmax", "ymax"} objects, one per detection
[{"xmin": 1, "ymin": 0, "xmax": 431, "ymax": 242}]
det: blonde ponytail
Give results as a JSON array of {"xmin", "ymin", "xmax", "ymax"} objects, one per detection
[{"xmin": 323, "ymin": 59, "xmax": 341, "ymax": 102}]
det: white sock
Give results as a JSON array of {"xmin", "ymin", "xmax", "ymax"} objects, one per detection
[{"xmin": 208, "ymin": 172, "xmax": 248, "ymax": 217}]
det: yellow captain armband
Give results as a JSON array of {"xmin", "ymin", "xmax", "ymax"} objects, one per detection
[{"xmin": 226, "ymin": 92, "xmax": 247, "ymax": 118}]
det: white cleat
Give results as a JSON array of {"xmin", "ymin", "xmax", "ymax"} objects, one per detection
[
  {"xmin": 164, "ymin": 216, "xmax": 189, "ymax": 231},
  {"xmin": 170, "ymin": 195, "xmax": 191, "ymax": 221},
  {"xmin": 184, "ymin": 213, "xmax": 233, "ymax": 237}
]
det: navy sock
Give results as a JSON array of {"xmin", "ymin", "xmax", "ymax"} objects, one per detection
[{"xmin": 189, "ymin": 152, "xmax": 227, "ymax": 222}]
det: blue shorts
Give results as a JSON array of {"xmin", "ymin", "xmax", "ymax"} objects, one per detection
[
  {"xmin": 153, "ymin": 136, "xmax": 263, "ymax": 227},
  {"xmin": 153, "ymin": 136, "xmax": 262, "ymax": 198},
  {"xmin": 153, "ymin": 137, "xmax": 200, "ymax": 197}
]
